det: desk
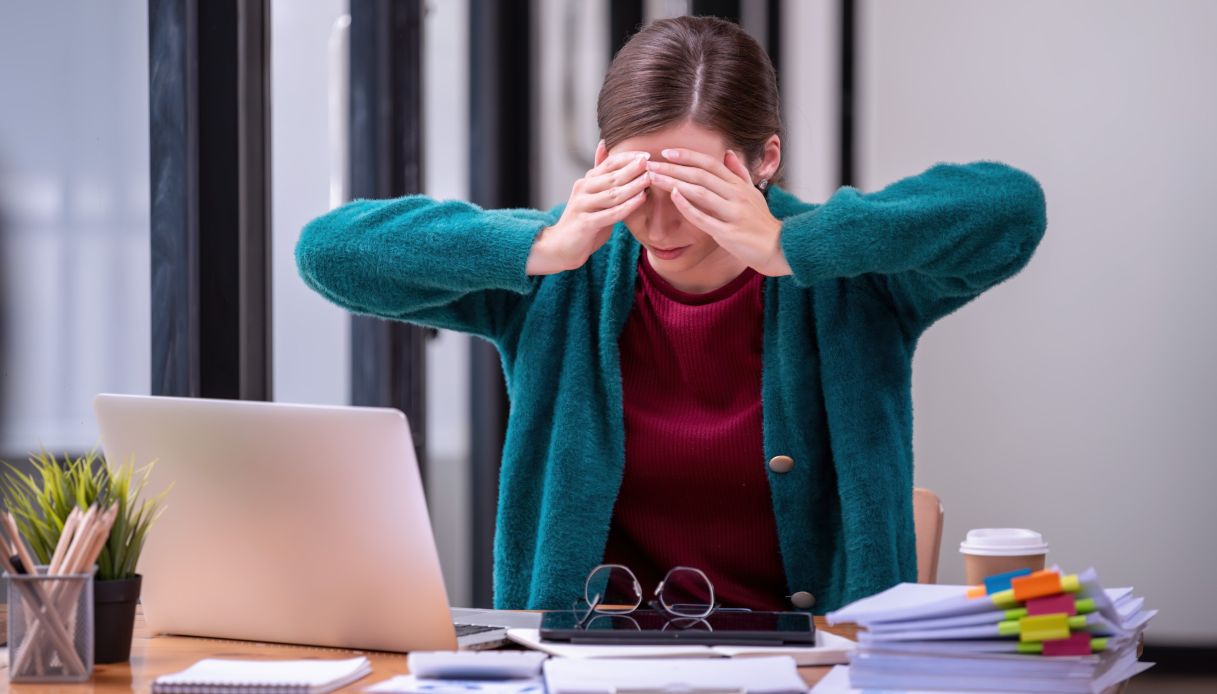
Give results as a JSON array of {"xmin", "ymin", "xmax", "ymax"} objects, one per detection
[{"xmin": 1, "ymin": 608, "xmax": 860, "ymax": 692}]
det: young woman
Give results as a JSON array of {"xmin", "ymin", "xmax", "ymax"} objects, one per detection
[{"xmin": 296, "ymin": 16, "xmax": 1046, "ymax": 614}]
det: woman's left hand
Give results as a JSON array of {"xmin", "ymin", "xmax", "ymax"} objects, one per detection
[{"xmin": 646, "ymin": 148, "xmax": 793, "ymax": 277}]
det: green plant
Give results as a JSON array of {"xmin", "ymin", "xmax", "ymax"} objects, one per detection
[{"xmin": 2, "ymin": 449, "xmax": 171, "ymax": 581}]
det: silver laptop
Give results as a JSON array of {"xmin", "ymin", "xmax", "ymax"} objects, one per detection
[{"xmin": 93, "ymin": 394, "xmax": 538, "ymax": 652}]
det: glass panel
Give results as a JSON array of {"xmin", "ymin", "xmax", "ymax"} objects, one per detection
[
  {"xmin": 0, "ymin": 0, "xmax": 150, "ymax": 455},
  {"xmin": 270, "ymin": 0, "xmax": 351, "ymax": 406},
  {"xmin": 424, "ymin": 0, "xmax": 474, "ymax": 608}
]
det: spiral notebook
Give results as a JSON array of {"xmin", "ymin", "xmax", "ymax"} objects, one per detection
[{"xmin": 151, "ymin": 656, "xmax": 372, "ymax": 693}]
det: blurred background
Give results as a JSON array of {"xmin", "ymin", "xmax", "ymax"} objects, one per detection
[{"xmin": 0, "ymin": 0, "xmax": 1213, "ymax": 683}]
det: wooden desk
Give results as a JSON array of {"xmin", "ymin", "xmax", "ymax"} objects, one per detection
[{"xmin": 1, "ymin": 609, "xmax": 860, "ymax": 692}]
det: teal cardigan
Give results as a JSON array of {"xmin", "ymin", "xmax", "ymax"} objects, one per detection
[{"xmin": 296, "ymin": 161, "xmax": 1047, "ymax": 614}]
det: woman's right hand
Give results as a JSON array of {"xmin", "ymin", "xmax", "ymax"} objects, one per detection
[{"xmin": 526, "ymin": 149, "xmax": 652, "ymax": 275}]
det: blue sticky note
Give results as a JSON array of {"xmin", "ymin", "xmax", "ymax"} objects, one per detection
[{"xmin": 984, "ymin": 568, "xmax": 1033, "ymax": 595}]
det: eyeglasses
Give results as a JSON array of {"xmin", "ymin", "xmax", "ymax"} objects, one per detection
[{"xmin": 575, "ymin": 563, "xmax": 719, "ymax": 628}]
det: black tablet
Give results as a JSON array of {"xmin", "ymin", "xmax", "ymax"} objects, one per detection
[{"xmin": 539, "ymin": 609, "xmax": 816, "ymax": 646}]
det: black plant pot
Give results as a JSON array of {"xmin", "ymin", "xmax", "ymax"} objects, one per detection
[{"xmin": 94, "ymin": 574, "xmax": 141, "ymax": 664}]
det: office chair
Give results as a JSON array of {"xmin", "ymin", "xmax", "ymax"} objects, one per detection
[{"xmin": 913, "ymin": 487, "xmax": 945, "ymax": 584}]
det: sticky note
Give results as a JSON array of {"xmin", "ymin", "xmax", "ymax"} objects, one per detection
[
  {"xmin": 1019, "ymin": 614, "xmax": 1070, "ymax": 642},
  {"xmin": 1042, "ymin": 632, "xmax": 1094, "ymax": 656},
  {"xmin": 1012, "ymin": 571, "xmax": 1062, "ymax": 602},
  {"xmin": 984, "ymin": 568, "xmax": 1033, "ymax": 596},
  {"xmin": 1026, "ymin": 593, "xmax": 1077, "ymax": 616}
]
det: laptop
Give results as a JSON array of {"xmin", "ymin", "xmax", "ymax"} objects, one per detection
[{"xmin": 93, "ymin": 393, "xmax": 539, "ymax": 652}]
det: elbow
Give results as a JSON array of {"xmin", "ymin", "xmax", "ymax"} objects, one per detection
[
  {"xmin": 294, "ymin": 206, "xmax": 368, "ymax": 305},
  {"xmin": 1000, "ymin": 163, "xmax": 1048, "ymax": 247},
  {"xmin": 956, "ymin": 162, "xmax": 1048, "ymax": 289},
  {"xmin": 294, "ymin": 214, "xmax": 338, "ymax": 295},
  {"xmin": 992, "ymin": 167, "xmax": 1047, "ymax": 285},
  {"xmin": 1001, "ymin": 166, "xmax": 1048, "ymax": 275},
  {"xmin": 967, "ymin": 161, "xmax": 1048, "ymax": 267}
]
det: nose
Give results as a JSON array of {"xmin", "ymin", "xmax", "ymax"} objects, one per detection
[{"xmin": 645, "ymin": 192, "xmax": 681, "ymax": 242}]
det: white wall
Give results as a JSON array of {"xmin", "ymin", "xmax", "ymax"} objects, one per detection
[{"xmin": 857, "ymin": 0, "xmax": 1217, "ymax": 643}]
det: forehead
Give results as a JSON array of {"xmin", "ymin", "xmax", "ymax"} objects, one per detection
[{"xmin": 610, "ymin": 120, "xmax": 729, "ymax": 161}]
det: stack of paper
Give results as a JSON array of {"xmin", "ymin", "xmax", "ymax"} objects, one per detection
[
  {"xmin": 543, "ymin": 656, "xmax": 807, "ymax": 694},
  {"xmin": 825, "ymin": 568, "xmax": 1155, "ymax": 693}
]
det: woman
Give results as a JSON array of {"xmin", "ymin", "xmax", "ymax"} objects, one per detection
[{"xmin": 296, "ymin": 16, "xmax": 1046, "ymax": 614}]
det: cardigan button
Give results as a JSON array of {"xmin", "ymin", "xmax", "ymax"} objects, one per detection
[
  {"xmin": 791, "ymin": 591, "xmax": 816, "ymax": 609},
  {"xmin": 768, "ymin": 455, "xmax": 794, "ymax": 474}
]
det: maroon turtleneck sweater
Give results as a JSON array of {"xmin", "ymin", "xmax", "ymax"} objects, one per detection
[{"xmin": 602, "ymin": 250, "xmax": 789, "ymax": 611}]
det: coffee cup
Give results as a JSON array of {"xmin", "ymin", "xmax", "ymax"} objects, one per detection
[{"xmin": 959, "ymin": 528, "xmax": 1049, "ymax": 585}]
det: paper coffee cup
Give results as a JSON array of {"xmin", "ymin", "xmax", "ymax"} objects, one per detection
[{"xmin": 960, "ymin": 528, "xmax": 1049, "ymax": 585}]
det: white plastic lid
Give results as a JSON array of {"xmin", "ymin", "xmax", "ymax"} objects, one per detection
[{"xmin": 959, "ymin": 528, "xmax": 1050, "ymax": 557}]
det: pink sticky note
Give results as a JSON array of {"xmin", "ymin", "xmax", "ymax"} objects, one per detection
[
  {"xmin": 1027, "ymin": 593, "xmax": 1077, "ymax": 617},
  {"xmin": 1042, "ymin": 631, "xmax": 1092, "ymax": 656}
]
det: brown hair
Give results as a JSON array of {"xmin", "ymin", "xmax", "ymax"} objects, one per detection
[{"xmin": 597, "ymin": 15, "xmax": 784, "ymax": 187}]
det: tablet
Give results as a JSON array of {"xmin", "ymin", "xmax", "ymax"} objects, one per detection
[{"xmin": 539, "ymin": 609, "xmax": 816, "ymax": 646}]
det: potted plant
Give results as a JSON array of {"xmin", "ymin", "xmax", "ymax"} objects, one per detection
[{"xmin": 2, "ymin": 449, "xmax": 170, "ymax": 664}]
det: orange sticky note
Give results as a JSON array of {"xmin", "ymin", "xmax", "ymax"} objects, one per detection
[{"xmin": 1012, "ymin": 571, "xmax": 1062, "ymax": 602}]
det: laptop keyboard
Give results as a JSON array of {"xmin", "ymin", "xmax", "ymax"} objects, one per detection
[{"xmin": 454, "ymin": 623, "xmax": 502, "ymax": 637}]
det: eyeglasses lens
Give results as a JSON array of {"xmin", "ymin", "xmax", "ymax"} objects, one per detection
[
  {"xmin": 585, "ymin": 564, "xmax": 642, "ymax": 614},
  {"xmin": 659, "ymin": 567, "xmax": 714, "ymax": 617}
]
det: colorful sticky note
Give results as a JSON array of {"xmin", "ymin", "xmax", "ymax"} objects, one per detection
[
  {"xmin": 1026, "ymin": 593, "xmax": 1077, "ymax": 616},
  {"xmin": 1019, "ymin": 614, "xmax": 1071, "ymax": 643},
  {"xmin": 984, "ymin": 568, "xmax": 1033, "ymax": 596},
  {"xmin": 1042, "ymin": 631, "xmax": 1095, "ymax": 656},
  {"xmin": 1012, "ymin": 571, "xmax": 1062, "ymax": 602}
]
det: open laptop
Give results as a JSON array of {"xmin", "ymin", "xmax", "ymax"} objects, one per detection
[{"xmin": 93, "ymin": 393, "xmax": 539, "ymax": 652}]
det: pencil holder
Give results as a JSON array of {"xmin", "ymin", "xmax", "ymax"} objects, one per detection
[{"xmin": 6, "ymin": 566, "xmax": 95, "ymax": 682}]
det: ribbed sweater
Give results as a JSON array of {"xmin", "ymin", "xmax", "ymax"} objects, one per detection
[
  {"xmin": 603, "ymin": 251, "xmax": 788, "ymax": 611},
  {"xmin": 295, "ymin": 161, "xmax": 1048, "ymax": 613}
]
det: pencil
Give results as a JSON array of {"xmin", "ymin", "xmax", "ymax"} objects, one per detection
[
  {"xmin": 56, "ymin": 504, "xmax": 98, "ymax": 577},
  {"xmin": 49, "ymin": 506, "xmax": 82, "ymax": 574}
]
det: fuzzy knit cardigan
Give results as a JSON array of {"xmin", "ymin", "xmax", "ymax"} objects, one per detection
[{"xmin": 295, "ymin": 160, "xmax": 1047, "ymax": 614}]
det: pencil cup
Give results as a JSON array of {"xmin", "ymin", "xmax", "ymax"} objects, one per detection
[{"xmin": 6, "ymin": 566, "xmax": 95, "ymax": 682}]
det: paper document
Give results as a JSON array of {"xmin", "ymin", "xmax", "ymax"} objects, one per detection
[
  {"xmin": 811, "ymin": 665, "xmax": 1039, "ymax": 694},
  {"xmin": 828, "ymin": 577, "xmax": 1139, "ymax": 629},
  {"xmin": 543, "ymin": 656, "xmax": 806, "ymax": 694}
]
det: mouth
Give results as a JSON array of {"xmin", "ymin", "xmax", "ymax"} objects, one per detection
[{"xmin": 649, "ymin": 245, "xmax": 689, "ymax": 260}]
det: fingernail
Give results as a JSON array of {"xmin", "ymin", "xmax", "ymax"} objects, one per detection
[{"xmin": 662, "ymin": 149, "xmax": 677, "ymax": 159}]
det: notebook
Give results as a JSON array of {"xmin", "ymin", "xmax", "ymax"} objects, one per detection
[{"xmin": 151, "ymin": 657, "xmax": 372, "ymax": 693}]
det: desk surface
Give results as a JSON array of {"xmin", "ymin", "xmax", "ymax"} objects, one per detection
[{"xmin": 2, "ymin": 608, "xmax": 860, "ymax": 692}]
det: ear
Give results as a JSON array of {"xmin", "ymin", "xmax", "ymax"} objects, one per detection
[
  {"xmin": 594, "ymin": 138, "xmax": 608, "ymax": 167},
  {"xmin": 757, "ymin": 134, "xmax": 782, "ymax": 181}
]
